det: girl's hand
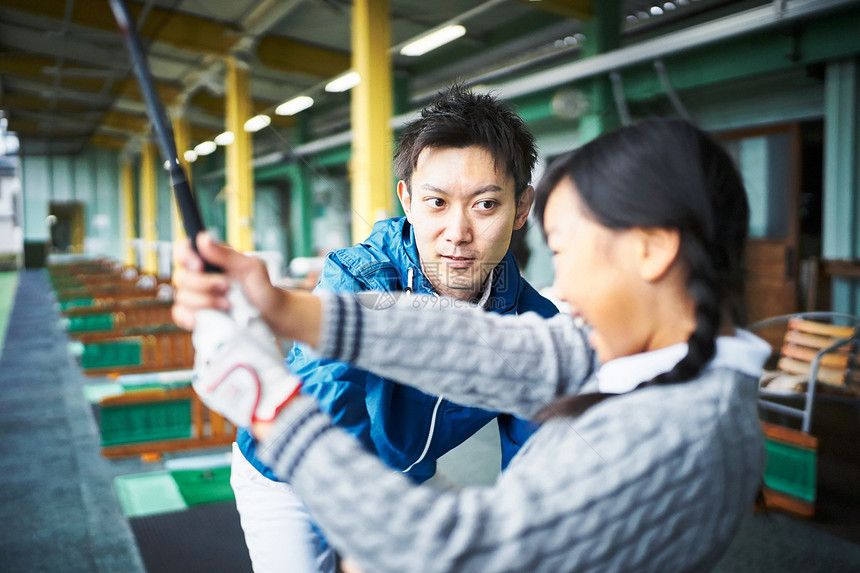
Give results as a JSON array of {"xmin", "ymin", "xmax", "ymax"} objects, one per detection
[
  {"xmin": 191, "ymin": 306, "xmax": 301, "ymax": 428},
  {"xmin": 172, "ymin": 233, "xmax": 286, "ymax": 333}
]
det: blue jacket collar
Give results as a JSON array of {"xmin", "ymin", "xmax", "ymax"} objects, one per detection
[{"xmin": 363, "ymin": 217, "xmax": 521, "ymax": 314}]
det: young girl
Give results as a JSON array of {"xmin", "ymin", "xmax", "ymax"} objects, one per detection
[{"xmin": 175, "ymin": 118, "xmax": 771, "ymax": 573}]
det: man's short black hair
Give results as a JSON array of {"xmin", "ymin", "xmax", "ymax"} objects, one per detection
[{"xmin": 394, "ymin": 83, "xmax": 538, "ymax": 200}]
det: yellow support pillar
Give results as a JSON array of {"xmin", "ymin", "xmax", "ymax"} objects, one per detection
[
  {"xmin": 351, "ymin": 0, "xmax": 393, "ymax": 244},
  {"xmin": 225, "ymin": 56, "xmax": 255, "ymax": 252},
  {"xmin": 171, "ymin": 114, "xmax": 191, "ymax": 243},
  {"xmin": 120, "ymin": 155, "xmax": 136, "ymax": 267},
  {"xmin": 171, "ymin": 114, "xmax": 191, "ymax": 274},
  {"xmin": 140, "ymin": 141, "xmax": 159, "ymax": 275}
]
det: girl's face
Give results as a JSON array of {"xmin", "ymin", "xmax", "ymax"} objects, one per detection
[{"xmin": 543, "ymin": 178, "xmax": 651, "ymax": 363}]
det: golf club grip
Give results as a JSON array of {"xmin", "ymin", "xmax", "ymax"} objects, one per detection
[{"xmin": 171, "ymin": 174, "xmax": 223, "ymax": 274}]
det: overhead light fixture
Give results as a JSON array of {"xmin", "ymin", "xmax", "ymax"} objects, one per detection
[
  {"xmin": 400, "ymin": 25, "xmax": 466, "ymax": 57},
  {"xmin": 244, "ymin": 115, "xmax": 271, "ymax": 133},
  {"xmin": 325, "ymin": 71, "xmax": 361, "ymax": 93},
  {"xmin": 214, "ymin": 131, "xmax": 235, "ymax": 146},
  {"xmin": 184, "ymin": 150, "xmax": 198, "ymax": 163},
  {"xmin": 276, "ymin": 95, "xmax": 314, "ymax": 116},
  {"xmin": 194, "ymin": 141, "xmax": 217, "ymax": 156}
]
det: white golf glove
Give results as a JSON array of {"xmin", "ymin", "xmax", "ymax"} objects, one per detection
[{"xmin": 191, "ymin": 285, "xmax": 301, "ymax": 427}]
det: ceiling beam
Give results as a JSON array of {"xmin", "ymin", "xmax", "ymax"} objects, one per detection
[
  {"xmin": 0, "ymin": 76, "xmax": 114, "ymax": 107},
  {"xmin": 90, "ymin": 132, "xmax": 128, "ymax": 150},
  {"xmin": 190, "ymin": 91, "xmax": 295, "ymax": 128},
  {"xmin": 190, "ymin": 124, "xmax": 219, "ymax": 142},
  {"xmin": 0, "ymin": 54, "xmax": 190, "ymax": 111},
  {"xmin": 0, "ymin": 75, "xmax": 235, "ymax": 141},
  {"xmin": 0, "ymin": 91, "xmax": 97, "ymax": 113},
  {"xmin": 0, "ymin": 21, "xmax": 128, "ymax": 72},
  {"xmin": 6, "ymin": 117, "xmax": 89, "ymax": 137},
  {"xmin": 2, "ymin": 0, "xmax": 351, "ymax": 77},
  {"xmin": 516, "ymin": 0, "xmax": 592, "ymax": 21},
  {"xmin": 0, "ymin": 53, "xmax": 110, "ymax": 92},
  {"xmin": 101, "ymin": 109, "xmax": 150, "ymax": 133},
  {"xmin": 256, "ymin": 36, "xmax": 351, "ymax": 78},
  {"xmin": 0, "ymin": 0, "xmax": 236, "ymax": 55},
  {"xmin": 242, "ymin": 0, "xmax": 307, "ymax": 36},
  {"xmin": 115, "ymin": 77, "xmax": 182, "ymax": 104},
  {"xmin": 10, "ymin": 108, "xmax": 100, "ymax": 128}
]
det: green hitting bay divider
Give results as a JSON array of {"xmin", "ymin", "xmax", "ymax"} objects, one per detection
[
  {"xmin": 100, "ymin": 398, "xmax": 193, "ymax": 446},
  {"xmin": 59, "ymin": 298, "xmax": 94, "ymax": 311},
  {"xmin": 81, "ymin": 339, "xmax": 142, "ymax": 369},
  {"xmin": 67, "ymin": 313, "xmax": 114, "ymax": 333},
  {"xmin": 763, "ymin": 437, "xmax": 817, "ymax": 503}
]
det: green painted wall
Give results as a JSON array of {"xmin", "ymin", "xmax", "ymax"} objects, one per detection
[
  {"xmin": 20, "ymin": 145, "xmax": 121, "ymax": 259},
  {"xmin": 824, "ymin": 59, "xmax": 860, "ymax": 315}
]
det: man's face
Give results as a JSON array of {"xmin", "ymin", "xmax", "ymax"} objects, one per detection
[{"xmin": 397, "ymin": 145, "xmax": 532, "ymax": 302}]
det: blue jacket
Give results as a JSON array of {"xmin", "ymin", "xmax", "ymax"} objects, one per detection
[{"xmin": 237, "ymin": 217, "xmax": 558, "ymax": 482}]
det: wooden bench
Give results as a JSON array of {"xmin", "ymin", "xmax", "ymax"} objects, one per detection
[
  {"xmin": 759, "ymin": 316, "xmax": 859, "ymax": 410},
  {"xmin": 753, "ymin": 312, "xmax": 859, "ymax": 517}
]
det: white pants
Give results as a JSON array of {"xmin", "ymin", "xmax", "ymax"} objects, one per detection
[{"xmin": 231, "ymin": 443, "xmax": 336, "ymax": 573}]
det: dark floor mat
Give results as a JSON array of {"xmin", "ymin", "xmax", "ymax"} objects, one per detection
[
  {"xmin": 129, "ymin": 501, "xmax": 252, "ymax": 573},
  {"xmin": 0, "ymin": 270, "xmax": 146, "ymax": 572}
]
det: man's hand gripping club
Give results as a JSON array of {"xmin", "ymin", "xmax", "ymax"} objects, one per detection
[{"xmin": 173, "ymin": 234, "xmax": 307, "ymax": 428}]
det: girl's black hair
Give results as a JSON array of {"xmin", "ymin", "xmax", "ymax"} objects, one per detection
[{"xmin": 534, "ymin": 118, "xmax": 750, "ymax": 419}]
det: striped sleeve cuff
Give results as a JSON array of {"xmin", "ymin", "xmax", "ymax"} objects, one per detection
[
  {"xmin": 255, "ymin": 395, "xmax": 335, "ymax": 482},
  {"xmin": 314, "ymin": 292, "xmax": 364, "ymax": 364}
]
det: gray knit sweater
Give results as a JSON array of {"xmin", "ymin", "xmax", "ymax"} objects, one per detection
[{"xmin": 258, "ymin": 293, "xmax": 768, "ymax": 573}]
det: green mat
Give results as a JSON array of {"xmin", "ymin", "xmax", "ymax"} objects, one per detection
[
  {"xmin": 115, "ymin": 472, "xmax": 188, "ymax": 517},
  {"xmin": 172, "ymin": 466, "xmax": 235, "ymax": 507},
  {"xmin": 115, "ymin": 466, "xmax": 234, "ymax": 518},
  {"xmin": 82, "ymin": 382, "xmax": 124, "ymax": 403},
  {"xmin": 0, "ymin": 271, "xmax": 18, "ymax": 354}
]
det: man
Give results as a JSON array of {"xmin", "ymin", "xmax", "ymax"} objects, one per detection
[{"xmin": 229, "ymin": 84, "xmax": 558, "ymax": 573}]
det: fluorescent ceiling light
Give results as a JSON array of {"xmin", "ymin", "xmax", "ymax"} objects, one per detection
[
  {"xmin": 276, "ymin": 95, "xmax": 314, "ymax": 116},
  {"xmin": 400, "ymin": 24, "xmax": 466, "ymax": 57},
  {"xmin": 244, "ymin": 115, "xmax": 271, "ymax": 133},
  {"xmin": 194, "ymin": 141, "xmax": 217, "ymax": 156},
  {"xmin": 325, "ymin": 71, "xmax": 361, "ymax": 93},
  {"xmin": 214, "ymin": 131, "xmax": 235, "ymax": 146},
  {"xmin": 184, "ymin": 150, "xmax": 198, "ymax": 163}
]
